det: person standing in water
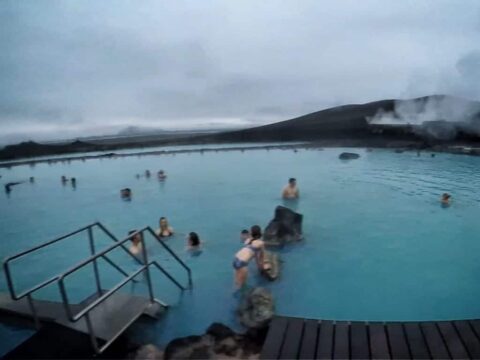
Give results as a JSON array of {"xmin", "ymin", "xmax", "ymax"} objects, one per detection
[
  {"xmin": 156, "ymin": 217, "xmax": 174, "ymax": 238},
  {"xmin": 128, "ymin": 230, "xmax": 144, "ymax": 257},
  {"xmin": 233, "ymin": 225, "xmax": 266, "ymax": 289},
  {"xmin": 282, "ymin": 178, "xmax": 299, "ymax": 199}
]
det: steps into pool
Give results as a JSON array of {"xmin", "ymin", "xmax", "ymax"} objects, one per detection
[
  {"xmin": 1, "ymin": 222, "xmax": 192, "ymax": 356},
  {"xmin": 261, "ymin": 316, "xmax": 480, "ymax": 359}
]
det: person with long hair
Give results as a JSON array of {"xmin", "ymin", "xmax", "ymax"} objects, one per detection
[{"xmin": 156, "ymin": 217, "xmax": 174, "ymax": 238}]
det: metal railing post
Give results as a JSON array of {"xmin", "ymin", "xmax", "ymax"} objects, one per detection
[
  {"xmin": 140, "ymin": 231, "xmax": 155, "ymax": 302},
  {"xmin": 85, "ymin": 312, "xmax": 100, "ymax": 354},
  {"xmin": 88, "ymin": 226, "xmax": 102, "ymax": 295},
  {"xmin": 26, "ymin": 294, "xmax": 40, "ymax": 330}
]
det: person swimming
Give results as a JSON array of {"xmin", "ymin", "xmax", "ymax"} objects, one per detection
[
  {"xmin": 145, "ymin": 170, "xmax": 151, "ymax": 178},
  {"xmin": 186, "ymin": 232, "xmax": 201, "ymax": 249},
  {"xmin": 128, "ymin": 230, "xmax": 144, "ymax": 257},
  {"xmin": 441, "ymin": 193, "xmax": 451, "ymax": 207},
  {"xmin": 240, "ymin": 229, "xmax": 250, "ymax": 243},
  {"xmin": 61, "ymin": 175, "xmax": 68, "ymax": 184},
  {"xmin": 156, "ymin": 217, "xmax": 174, "ymax": 238},
  {"xmin": 157, "ymin": 170, "xmax": 167, "ymax": 180},
  {"xmin": 282, "ymin": 178, "xmax": 299, "ymax": 199},
  {"xmin": 121, "ymin": 188, "xmax": 132, "ymax": 200},
  {"xmin": 233, "ymin": 225, "xmax": 268, "ymax": 289}
]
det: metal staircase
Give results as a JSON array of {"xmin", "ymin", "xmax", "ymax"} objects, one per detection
[{"xmin": 1, "ymin": 223, "xmax": 192, "ymax": 355}]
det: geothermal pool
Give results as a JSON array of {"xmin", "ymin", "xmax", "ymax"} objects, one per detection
[{"xmin": 1, "ymin": 146, "xmax": 480, "ymax": 352}]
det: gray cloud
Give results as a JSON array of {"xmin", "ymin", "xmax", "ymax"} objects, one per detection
[{"xmin": 1, "ymin": 0, "xmax": 480, "ymax": 143}]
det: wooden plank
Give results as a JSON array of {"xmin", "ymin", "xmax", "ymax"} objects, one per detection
[
  {"xmin": 469, "ymin": 320, "xmax": 480, "ymax": 340},
  {"xmin": 351, "ymin": 322, "xmax": 369, "ymax": 359},
  {"xmin": 421, "ymin": 322, "xmax": 449, "ymax": 359},
  {"xmin": 437, "ymin": 322, "xmax": 469, "ymax": 359},
  {"xmin": 261, "ymin": 317, "xmax": 289, "ymax": 360},
  {"xmin": 455, "ymin": 321, "xmax": 480, "ymax": 358},
  {"xmin": 386, "ymin": 323, "xmax": 410, "ymax": 359},
  {"xmin": 280, "ymin": 317, "xmax": 305, "ymax": 359},
  {"xmin": 369, "ymin": 323, "xmax": 390, "ymax": 359},
  {"xmin": 403, "ymin": 323, "xmax": 429, "ymax": 359},
  {"xmin": 299, "ymin": 319, "xmax": 318, "ymax": 359},
  {"xmin": 333, "ymin": 321, "xmax": 349, "ymax": 360},
  {"xmin": 316, "ymin": 320, "xmax": 334, "ymax": 360}
]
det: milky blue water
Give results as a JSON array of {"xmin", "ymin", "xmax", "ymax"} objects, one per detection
[{"xmin": 1, "ymin": 147, "xmax": 480, "ymax": 353}]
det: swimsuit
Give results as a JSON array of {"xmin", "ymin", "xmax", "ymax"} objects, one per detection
[
  {"xmin": 233, "ymin": 257, "xmax": 249, "ymax": 269},
  {"xmin": 232, "ymin": 241, "xmax": 261, "ymax": 269}
]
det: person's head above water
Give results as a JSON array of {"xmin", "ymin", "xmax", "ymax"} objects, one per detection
[
  {"xmin": 442, "ymin": 193, "xmax": 451, "ymax": 202},
  {"xmin": 288, "ymin": 178, "xmax": 296, "ymax": 187},
  {"xmin": 159, "ymin": 217, "xmax": 169, "ymax": 228},
  {"xmin": 188, "ymin": 232, "xmax": 200, "ymax": 247},
  {"xmin": 128, "ymin": 230, "xmax": 142, "ymax": 245},
  {"xmin": 240, "ymin": 229, "xmax": 250, "ymax": 242},
  {"xmin": 250, "ymin": 225, "xmax": 262, "ymax": 240}
]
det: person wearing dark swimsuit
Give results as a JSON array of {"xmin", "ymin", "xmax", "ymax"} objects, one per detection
[
  {"xmin": 156, "ymin": 217, "xmax": 174, "ymax": 238},
  {"xmin": 233, "ymin": 225, "xmax": 265, "ymax": 289}
]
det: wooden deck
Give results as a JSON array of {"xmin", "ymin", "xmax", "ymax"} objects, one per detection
[{"xmin": 261, "ymin": 316, "xmax": 480, "ymax": 359}]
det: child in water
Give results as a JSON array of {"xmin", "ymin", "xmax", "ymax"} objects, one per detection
[{"xmin": 128, "ymin": 230, "xmax": 143, "ymax": 257}]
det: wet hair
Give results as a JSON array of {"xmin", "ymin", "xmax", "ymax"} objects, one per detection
[
  {"xmin": 241, "ymin": 229, "xmax": 249, "ymax": 235},
  {"xmin": 129, "ymin": 230, "xmax": 141, "ymax": 242},
  {"xmin": 289, "ymin": 178, "xmax": 296, "ymax": 183},
  {"xmin": 189, "ymin": 232, "xmax": 200, "ymax": 247},
  {"xmin": 442, "ymin": 193, "xmax": 451, "ymax": 199},
  {"xmin": 250, "ymin": 225, "xmax": 262, "ymax": 240}
]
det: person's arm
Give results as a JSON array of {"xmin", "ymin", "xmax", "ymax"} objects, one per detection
[
  {"xmin": 256, "ymin": 243, "xmax": 265, "ymax": 270},
  {"xmin": 282, "ymin": 187, "xmax": 288, "ymax": 198}
]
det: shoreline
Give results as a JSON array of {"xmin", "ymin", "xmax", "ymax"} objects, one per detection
[{"xmin": 1, "ymin": 141, "xmax": 480, "ymax": 169}]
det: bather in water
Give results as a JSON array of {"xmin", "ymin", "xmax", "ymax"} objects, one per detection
[
  {"xmin": 233, "ymin": 225, "xmax": 269, "ymax": 289},
  {"xmin": 240, "ymin": 229, "xmax": 250, "ymax": 243},
  {"xmin": 121, "ymin": 188, "xmax": 132, "ymax": 200},
  {"xmin": 157, "ymin": 170, "xmax": 167, "ymax": 181},
  {"xmin": 156, "ymin": 217, "xmax": 174, "ymax": 238},
  {"xmin": 441, "ymin": 193, "xmax": 451, "ymax": 207},
  {"xmin": 186, "ymin": 232, "xmax": 203, "ymax": 256},
  {"xmin": 282, "ymin": 178, "xmax": 299, "ymax": 199},
  {"xmin": 128, "ymin": 230, "xmax": 144, "ymax": 257}
]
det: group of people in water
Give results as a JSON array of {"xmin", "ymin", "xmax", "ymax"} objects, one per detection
[
  {"xmin": 135, "ymin": 169, "xmax": 167, "ymax": 181},
  {"xmin": 128, "ymin": 216, "xmax": 202, "ymax": 257},
  {"xmin": 125, "ymin": 170, "xmax": 449, "ymax": 290},
  {"xmin": 121, "ymin": 170, "xmax": 168, "ymax": 200},
  {"xmin": 61, "ymin": 175, "xmax": 77, "ymax": 188}
]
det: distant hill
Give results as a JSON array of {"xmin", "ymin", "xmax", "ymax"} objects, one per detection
[
  {"xmin": 1, "ymin": 95, "xmax": 479, "ymax": 161},
  {"xmin": 197, "ymin": 95, "xmax": 480, "ymax": 143}
]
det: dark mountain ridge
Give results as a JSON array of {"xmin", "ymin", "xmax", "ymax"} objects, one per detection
[{"xmin": 1, "ymin": 95, "xmax": 479, "ymax": 161}]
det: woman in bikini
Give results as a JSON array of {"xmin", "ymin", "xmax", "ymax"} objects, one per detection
[{"xmin": 233, "ymin": 225, "xmax": 269, "ymax": 289}]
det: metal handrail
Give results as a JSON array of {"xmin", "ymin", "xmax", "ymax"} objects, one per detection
[
  {"xmin": 2, "ymin": 222, "xmax": 133, "ymax": 301},
  {"xmin": 61, "ymin": 261, "xmax": 176, "ymax": 322},
  {"xmin": 57, "ymin": 228, "xmax": 189, "ymax": 321},
  {"xmin": 145, "ymin": 227, "xmax": 193, "ymax": 289}
]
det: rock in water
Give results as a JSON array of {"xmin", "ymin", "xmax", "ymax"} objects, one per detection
[
  {"xmin": 238, "ymin": 287, "xmax": 275, "ymax": 329},
  {"xmin": 261, "ymin": 251, "xmax": 280, "ymax": 281},
  {"xmin": 206, "ymin": 323, "xmax": 235, "ymax": 341},
  {"xmin": 263, "ymin": 206, "xmax": 303, "ymax": 247},
  {"xmin": 339, "ymin": 152, "xmax": 360, "ymax": 160},
  {"xmin": 164, "ymin": 335, "xmax": 214, "ymax": 360},
  {"xmin": 134, "ymin": 344, "xmax": 163, "ymax": 360}
]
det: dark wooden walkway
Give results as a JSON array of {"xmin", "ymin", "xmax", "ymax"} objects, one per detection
[{"xmin": 261, "ymin": 316, "xmax": 480, "ymax": 359}]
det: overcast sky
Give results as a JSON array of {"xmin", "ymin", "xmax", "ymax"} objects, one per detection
[{"xmin": 1, "ymin": 0, "xmax": 480, "ymax": 143}]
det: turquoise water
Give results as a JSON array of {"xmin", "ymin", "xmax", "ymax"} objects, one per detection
[{"xmin": 1, "ymin": 147, "xmax": 480, "ymax": 351}]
